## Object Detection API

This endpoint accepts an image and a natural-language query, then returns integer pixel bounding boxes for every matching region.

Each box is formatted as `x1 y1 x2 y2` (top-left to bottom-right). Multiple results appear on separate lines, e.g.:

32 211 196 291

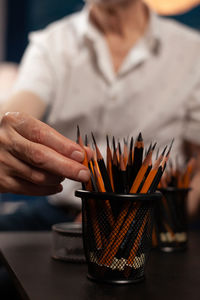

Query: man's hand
0 112 91 196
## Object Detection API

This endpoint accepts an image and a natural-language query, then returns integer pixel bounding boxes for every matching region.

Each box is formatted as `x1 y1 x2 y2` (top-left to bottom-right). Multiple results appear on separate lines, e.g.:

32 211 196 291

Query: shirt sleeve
182 79 200 145
13 31 56 105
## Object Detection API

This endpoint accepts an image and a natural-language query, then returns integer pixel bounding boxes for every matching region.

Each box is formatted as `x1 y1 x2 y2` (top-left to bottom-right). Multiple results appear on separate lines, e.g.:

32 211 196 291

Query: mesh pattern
52 223 85 263
82 196 154 283
153 189 189 251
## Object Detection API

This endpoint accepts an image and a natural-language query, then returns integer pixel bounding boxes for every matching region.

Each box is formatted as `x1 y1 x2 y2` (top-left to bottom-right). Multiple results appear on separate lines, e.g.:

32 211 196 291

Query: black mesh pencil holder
152 188 190 252
75 190 161 284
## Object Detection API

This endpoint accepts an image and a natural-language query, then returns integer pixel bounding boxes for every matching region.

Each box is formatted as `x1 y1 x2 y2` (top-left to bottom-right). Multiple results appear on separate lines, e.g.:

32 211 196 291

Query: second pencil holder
152 188 190 252
51 223 85 263
75 190 161 284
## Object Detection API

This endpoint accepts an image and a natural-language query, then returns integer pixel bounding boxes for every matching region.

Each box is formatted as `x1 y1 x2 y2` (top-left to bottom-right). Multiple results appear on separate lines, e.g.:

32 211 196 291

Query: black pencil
91 132 113 193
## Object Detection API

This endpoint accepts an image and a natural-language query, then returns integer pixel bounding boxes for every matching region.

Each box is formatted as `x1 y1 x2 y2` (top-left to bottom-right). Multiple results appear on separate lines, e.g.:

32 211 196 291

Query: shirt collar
80 5 162 52
145 10 162 54
119 11 162 76
77 5 162 82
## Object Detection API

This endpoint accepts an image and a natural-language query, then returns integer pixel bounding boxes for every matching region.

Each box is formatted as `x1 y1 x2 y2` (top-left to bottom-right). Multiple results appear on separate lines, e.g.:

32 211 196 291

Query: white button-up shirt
14 7 200 207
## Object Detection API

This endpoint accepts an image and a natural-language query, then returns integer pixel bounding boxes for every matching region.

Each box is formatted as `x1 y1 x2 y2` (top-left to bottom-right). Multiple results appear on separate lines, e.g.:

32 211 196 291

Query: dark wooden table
0 232 200 300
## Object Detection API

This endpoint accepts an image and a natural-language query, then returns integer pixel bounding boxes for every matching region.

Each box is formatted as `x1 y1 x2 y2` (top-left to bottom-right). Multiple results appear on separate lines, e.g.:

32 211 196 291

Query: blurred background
0 0 199 213
0 0 200 64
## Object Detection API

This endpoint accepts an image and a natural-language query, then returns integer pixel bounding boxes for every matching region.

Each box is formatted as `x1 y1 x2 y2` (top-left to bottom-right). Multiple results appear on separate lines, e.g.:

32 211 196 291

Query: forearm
0 91 47 120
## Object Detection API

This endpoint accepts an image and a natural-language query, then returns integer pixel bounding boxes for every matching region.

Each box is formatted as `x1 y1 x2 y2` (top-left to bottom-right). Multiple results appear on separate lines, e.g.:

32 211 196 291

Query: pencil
129 143 155 193
112 136 120 192
126 137 134 190
118 142 127 193
106 135 114 192
131 133 144 185
123 137 128 168
92 132 113 193
77 126 92 191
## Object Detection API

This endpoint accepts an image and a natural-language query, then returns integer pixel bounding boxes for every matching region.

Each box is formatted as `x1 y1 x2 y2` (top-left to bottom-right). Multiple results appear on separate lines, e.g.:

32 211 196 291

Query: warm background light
144 0 200 15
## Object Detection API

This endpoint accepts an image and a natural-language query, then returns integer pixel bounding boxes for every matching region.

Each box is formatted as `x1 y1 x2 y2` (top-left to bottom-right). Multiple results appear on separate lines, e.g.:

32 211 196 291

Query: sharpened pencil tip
91 132 96 145
76 125 81 144
123 138 127 145
77 125 80 137
118 142 122 155
166 138 175 156
112 136 116 151
130 137 133 151
85 134 88 146
106 135 110 148
137 132 143 141
146 142 152 155
162 145 168 156
152 142 157 151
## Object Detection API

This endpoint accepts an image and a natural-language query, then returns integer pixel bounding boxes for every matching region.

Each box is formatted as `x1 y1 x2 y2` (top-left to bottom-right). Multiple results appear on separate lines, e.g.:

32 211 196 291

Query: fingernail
71 151 85 162
78 170 91 182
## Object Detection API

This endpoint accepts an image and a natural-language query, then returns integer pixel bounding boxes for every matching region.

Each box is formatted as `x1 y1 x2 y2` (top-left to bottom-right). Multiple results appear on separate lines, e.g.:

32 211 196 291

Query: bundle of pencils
77 128 172 195
77 127 172 279
152 158 195 250
158 157 195 189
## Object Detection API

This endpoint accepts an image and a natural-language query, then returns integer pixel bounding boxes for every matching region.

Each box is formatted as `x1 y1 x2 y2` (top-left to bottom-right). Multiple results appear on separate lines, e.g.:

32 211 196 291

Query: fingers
0 149 65 195
0 112 91 182
0 150 65 186
1 112 85 162
9 133 90 181
0 176 63 196
5 130 90 182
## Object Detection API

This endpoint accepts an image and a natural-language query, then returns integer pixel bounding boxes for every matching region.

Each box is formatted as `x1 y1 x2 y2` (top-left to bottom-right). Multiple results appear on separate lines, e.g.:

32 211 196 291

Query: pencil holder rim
75 190 161 201
52 223 82 237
